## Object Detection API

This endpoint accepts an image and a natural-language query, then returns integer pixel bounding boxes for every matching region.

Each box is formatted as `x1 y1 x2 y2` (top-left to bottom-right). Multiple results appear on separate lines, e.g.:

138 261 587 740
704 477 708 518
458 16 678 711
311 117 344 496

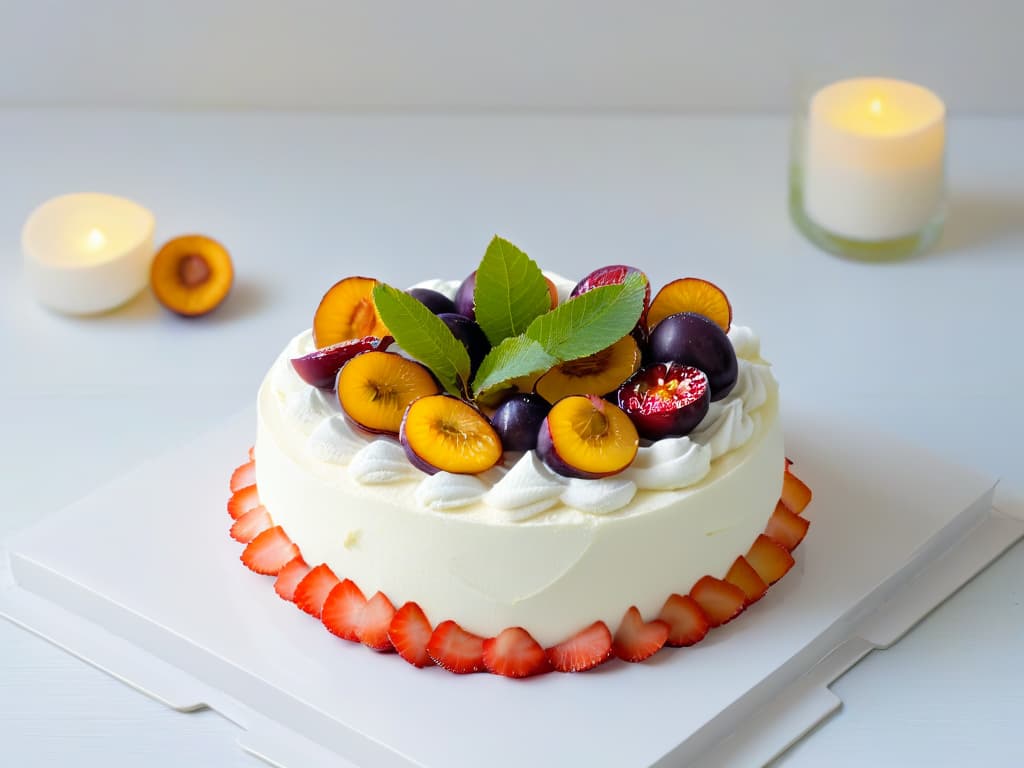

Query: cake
226 237 813 677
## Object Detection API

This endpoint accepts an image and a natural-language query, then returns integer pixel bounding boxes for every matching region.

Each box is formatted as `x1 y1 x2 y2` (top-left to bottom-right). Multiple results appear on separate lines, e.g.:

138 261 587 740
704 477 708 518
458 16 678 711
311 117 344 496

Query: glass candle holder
789 77 946 261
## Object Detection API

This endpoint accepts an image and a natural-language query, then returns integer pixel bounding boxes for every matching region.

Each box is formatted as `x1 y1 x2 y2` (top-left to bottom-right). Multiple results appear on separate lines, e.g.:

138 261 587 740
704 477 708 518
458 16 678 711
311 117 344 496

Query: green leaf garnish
470 335 557 398
525 272 647 359
473 236 552 346
471 272 646 398
371 283 471 397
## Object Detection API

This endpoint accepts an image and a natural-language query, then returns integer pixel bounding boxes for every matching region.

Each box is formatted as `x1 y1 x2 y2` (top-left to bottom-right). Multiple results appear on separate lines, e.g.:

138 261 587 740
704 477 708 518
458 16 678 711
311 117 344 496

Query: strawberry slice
388 602 435 668
229 504 272 543
274 556 310 602
658 593 710 647
230 460 257 492
784 456 793 471
546 621 614 673
781 471 812 514
765 501 810 551
321 579 367 642
482 627 551 678
427 620 486 674
746 534 795 585
612 607 669 663
227 484 260 520
241 526 299 576
358 592 397 651
248 445 256 461
294 564 341 619
690 575 746 627
725 555 769 605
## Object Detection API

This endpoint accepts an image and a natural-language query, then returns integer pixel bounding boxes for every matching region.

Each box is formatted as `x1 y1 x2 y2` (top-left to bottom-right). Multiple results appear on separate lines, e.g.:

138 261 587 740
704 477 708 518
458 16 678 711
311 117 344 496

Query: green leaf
471 335 557 398
473 236 552 346
525 272 647 359
371 283 471 397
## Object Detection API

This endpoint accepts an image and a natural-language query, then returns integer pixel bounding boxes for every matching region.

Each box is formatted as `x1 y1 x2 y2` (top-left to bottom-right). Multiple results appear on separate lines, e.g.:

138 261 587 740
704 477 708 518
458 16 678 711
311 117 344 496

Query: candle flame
84 227 107 252
868 98 883 116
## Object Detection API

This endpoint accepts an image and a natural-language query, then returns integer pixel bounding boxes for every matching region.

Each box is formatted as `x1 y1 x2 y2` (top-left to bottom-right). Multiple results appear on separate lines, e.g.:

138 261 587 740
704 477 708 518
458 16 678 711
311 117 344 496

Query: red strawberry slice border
228 448 813 677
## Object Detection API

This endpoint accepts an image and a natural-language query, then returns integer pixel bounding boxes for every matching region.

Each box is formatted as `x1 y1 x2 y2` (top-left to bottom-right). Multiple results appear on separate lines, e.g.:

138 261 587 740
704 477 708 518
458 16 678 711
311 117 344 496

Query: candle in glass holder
22 193 155 315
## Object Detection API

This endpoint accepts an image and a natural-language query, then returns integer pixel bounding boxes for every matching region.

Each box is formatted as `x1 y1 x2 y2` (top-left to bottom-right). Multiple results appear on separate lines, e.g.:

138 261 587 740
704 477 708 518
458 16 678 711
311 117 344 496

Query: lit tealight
84 227 108 253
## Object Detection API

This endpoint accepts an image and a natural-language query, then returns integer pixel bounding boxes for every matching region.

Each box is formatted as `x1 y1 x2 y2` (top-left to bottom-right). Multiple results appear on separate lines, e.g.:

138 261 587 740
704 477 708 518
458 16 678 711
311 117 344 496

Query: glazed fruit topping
647 312 738 401
337 351 440 435
400 395 503 475
537 395 639 479
291 335 394 390
617 362 710 440
647 277 732 333
313 276 390 349
571 265 651 316
534 335 642 404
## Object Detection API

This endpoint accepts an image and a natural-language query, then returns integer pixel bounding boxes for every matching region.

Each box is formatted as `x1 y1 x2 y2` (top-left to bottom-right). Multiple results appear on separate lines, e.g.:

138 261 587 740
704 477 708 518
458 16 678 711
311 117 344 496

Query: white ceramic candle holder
22 193 156 315
790 77 946 261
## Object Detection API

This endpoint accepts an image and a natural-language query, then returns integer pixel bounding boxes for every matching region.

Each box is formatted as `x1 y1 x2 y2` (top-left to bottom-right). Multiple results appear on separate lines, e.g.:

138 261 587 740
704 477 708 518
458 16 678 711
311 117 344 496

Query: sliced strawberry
388 602 434 668
658 593 710 647
358 592 397 651
294 564 341 619
241 526 299 576
725 555 769 605
274 556 311 602
230 460 257 492
229 504 272 543
248 445 256 461
427 620 486 674
482 627 551 678
227 484 260 520
784 456 793 471
746 534 795 585
690 575 746 627
546 621 614 673
321 579 367 642
765 501 810 551
612 607 669 663
781 471 812 514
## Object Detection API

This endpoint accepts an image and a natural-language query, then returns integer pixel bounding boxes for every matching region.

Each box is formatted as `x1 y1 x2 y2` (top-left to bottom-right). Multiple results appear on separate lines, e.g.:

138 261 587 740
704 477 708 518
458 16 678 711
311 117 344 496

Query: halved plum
291 336 394 389
617 363 710 440
647 312 737 401
537 395 639 479
570 265 651 315
535 335 642 403
313 276 390 349
646 277 732 333
337 351 440 434
400 395 503 475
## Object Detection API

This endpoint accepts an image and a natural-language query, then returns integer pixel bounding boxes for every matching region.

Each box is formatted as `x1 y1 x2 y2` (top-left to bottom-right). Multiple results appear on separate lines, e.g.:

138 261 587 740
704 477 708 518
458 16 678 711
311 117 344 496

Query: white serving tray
1 407 1021 768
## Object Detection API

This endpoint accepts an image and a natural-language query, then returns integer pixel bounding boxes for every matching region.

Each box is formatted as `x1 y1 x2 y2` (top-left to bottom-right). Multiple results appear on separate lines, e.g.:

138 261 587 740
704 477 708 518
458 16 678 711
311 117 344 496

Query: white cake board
1 406 1021 768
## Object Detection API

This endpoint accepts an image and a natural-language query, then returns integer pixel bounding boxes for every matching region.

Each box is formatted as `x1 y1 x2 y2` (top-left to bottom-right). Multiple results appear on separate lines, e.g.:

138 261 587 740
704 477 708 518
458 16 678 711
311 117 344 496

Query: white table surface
1 110 1021 767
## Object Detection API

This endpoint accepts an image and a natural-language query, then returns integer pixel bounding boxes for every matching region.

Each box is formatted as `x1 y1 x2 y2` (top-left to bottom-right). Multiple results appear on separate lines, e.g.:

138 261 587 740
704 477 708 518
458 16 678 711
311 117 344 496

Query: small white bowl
22 192 156 315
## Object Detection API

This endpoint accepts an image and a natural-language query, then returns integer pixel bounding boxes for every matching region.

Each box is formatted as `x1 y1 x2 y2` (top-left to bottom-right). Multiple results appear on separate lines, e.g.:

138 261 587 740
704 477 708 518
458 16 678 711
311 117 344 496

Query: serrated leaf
525 272 646 359
473 236 552 346
371 283 471 396
471 335 557 398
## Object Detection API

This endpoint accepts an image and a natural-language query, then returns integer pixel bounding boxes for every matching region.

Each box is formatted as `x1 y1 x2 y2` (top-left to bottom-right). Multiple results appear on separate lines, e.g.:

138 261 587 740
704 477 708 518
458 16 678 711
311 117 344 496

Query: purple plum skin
453 271 477 319
490 394 551 452
647 312 737 401
617 364 710 440
438 312 491 374
398 407 441 476
291 336 393 390
408 288 456 315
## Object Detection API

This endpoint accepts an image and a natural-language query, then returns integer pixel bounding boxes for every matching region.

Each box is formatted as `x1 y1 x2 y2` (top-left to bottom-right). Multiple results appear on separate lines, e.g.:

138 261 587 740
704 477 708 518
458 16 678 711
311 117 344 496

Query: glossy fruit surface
453 271 477 319
400 394 503 474
408 288 456 315
570 264 651 312
150 234 233 316
438 313 491 375
617 362 710 439
537 395 639 478
337 351 439 434
313 276 390 349
291 335 393 389
535 335 642 404
489 393 551 451
647 312 737 401
647 277 732 332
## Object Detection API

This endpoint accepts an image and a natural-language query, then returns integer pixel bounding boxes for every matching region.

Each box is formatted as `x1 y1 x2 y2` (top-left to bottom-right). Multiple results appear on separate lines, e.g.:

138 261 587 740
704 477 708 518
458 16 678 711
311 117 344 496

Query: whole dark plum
490 393 552 452
453 271 477 319
408 288 456 315
438 313 491 375
648 312 737 401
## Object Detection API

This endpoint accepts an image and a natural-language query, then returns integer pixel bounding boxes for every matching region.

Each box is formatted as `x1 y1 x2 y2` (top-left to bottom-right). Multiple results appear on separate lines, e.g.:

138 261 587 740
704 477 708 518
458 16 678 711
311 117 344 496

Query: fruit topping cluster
290 236 739 480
